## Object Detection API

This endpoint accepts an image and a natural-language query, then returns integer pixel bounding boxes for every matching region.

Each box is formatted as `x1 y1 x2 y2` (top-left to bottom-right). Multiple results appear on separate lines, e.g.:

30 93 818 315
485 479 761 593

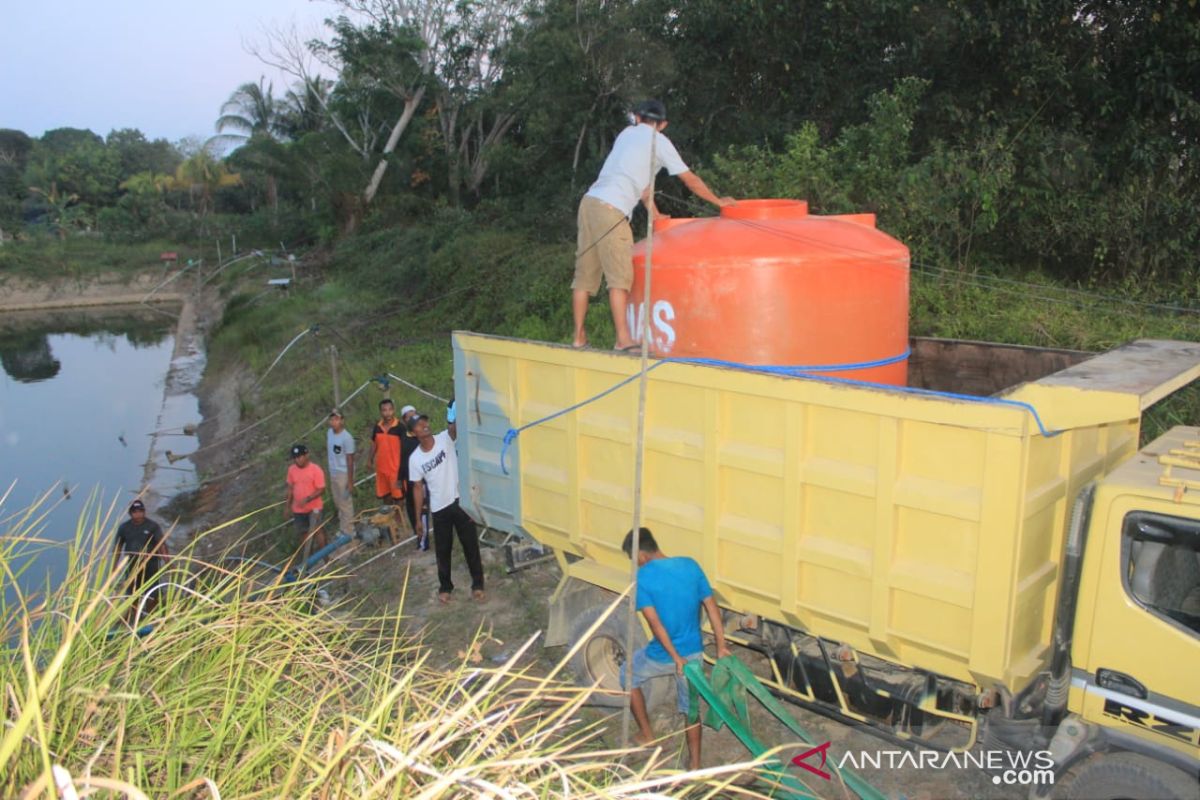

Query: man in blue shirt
622 527 730 769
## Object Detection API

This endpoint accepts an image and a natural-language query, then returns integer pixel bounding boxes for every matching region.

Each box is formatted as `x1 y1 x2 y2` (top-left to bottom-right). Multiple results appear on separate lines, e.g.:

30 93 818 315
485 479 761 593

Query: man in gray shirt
326 408 356 537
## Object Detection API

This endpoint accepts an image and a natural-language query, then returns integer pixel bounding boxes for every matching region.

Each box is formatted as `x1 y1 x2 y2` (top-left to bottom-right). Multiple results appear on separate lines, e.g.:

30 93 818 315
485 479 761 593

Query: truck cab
1052 426 1200 797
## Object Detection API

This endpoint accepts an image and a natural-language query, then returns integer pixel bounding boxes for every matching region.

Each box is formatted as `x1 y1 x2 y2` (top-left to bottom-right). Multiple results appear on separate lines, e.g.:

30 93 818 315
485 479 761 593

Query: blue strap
498 350 1058 475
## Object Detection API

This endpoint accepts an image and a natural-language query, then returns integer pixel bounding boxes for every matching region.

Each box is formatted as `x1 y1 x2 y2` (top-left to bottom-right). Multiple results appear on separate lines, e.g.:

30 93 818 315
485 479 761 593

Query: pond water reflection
0 308 179 598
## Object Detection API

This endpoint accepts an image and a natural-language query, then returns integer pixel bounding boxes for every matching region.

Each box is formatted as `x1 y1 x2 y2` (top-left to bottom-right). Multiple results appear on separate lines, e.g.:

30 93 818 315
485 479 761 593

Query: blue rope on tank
497 349 1058 475
669 348 910 374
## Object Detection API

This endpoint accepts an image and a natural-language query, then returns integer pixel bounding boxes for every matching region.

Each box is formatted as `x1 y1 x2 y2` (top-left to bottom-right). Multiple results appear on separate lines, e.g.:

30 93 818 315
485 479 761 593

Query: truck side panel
454 333 1139 692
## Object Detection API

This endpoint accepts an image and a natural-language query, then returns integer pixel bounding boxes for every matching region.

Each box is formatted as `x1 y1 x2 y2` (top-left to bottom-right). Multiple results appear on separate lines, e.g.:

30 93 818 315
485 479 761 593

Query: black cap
329 408 343 418
406 414 429 432
290 443 308 457
633 99 667 122
129 499 146 513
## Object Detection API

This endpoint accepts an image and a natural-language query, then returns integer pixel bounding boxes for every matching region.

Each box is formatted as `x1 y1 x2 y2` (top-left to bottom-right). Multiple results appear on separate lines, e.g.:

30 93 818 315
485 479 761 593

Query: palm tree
213 78 285 144
279 77 331 140
28 182 81 239
211 78 285 211
171 149 240 217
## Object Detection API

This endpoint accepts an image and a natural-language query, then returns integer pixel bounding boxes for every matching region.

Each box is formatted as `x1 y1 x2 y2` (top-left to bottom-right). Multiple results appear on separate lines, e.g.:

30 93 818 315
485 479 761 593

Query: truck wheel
567 604 635 707
1058 752 1197 800
567 604 670 710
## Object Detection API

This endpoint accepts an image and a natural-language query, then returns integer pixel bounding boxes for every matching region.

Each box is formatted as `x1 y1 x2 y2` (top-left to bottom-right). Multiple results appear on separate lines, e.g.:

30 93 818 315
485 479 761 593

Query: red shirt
287 462 326 513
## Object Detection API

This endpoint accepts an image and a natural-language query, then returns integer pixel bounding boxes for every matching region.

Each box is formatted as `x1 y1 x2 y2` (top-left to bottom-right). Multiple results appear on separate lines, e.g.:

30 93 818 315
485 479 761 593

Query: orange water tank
629 199 910 384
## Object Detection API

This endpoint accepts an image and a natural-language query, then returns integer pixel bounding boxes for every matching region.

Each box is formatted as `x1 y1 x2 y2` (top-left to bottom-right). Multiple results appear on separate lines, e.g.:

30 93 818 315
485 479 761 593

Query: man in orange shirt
284 443 326 565
366 399 405 545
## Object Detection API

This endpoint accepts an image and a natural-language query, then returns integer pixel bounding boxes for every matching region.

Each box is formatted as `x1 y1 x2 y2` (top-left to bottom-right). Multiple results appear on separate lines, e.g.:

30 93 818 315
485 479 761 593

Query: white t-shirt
408 430 459 512
585 123 689 217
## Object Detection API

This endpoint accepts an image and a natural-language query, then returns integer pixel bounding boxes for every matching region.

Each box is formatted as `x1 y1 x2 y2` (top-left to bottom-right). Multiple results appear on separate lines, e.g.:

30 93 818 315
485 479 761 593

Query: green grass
1 496 773 797
0 236 213 283
194 216 1200 529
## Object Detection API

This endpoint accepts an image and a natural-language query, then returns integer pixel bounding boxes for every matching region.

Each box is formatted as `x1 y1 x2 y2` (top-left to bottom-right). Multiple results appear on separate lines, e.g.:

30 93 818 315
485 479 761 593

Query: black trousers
404 482 418 532
432 500 484 593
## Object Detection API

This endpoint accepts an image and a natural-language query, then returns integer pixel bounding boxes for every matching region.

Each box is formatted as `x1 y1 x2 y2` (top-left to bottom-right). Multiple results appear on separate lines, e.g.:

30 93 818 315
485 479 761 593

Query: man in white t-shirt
572 99 734 351
408 404 485 603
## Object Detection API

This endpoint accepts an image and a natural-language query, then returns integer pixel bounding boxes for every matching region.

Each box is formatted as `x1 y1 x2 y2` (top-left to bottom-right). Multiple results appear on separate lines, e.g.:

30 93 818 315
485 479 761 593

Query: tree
212 78 289 212
0 129 33 238
27 182 82 239
172 148 240 217
493 0 679 207
253 0 531 211
106 128 181 182
278 77 333 139
214 78 286 145
24 128 119 211
254 6 432 212
117 171 173 227
430 0 526 204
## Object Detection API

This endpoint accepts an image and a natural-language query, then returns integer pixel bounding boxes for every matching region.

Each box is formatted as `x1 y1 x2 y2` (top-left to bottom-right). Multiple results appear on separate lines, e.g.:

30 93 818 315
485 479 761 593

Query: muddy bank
140 287 219 550
0 272 183 312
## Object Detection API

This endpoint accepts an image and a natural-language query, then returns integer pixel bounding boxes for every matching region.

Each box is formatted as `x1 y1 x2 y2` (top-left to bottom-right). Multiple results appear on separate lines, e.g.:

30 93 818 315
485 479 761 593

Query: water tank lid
721 199 809 220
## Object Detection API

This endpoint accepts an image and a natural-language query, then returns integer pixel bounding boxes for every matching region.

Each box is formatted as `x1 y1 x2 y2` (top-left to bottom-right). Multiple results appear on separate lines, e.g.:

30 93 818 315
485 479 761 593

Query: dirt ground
307 537 1026 800
182 382 1029 799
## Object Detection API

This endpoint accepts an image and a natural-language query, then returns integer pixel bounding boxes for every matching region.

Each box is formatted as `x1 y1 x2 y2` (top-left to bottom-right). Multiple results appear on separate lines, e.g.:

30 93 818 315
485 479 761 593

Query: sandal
472 589 486 602
613 343 640 353
437 592 452 604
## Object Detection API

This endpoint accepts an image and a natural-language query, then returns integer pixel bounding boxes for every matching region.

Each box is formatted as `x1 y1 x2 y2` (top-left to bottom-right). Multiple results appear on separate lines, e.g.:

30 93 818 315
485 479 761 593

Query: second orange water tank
629 199 910 385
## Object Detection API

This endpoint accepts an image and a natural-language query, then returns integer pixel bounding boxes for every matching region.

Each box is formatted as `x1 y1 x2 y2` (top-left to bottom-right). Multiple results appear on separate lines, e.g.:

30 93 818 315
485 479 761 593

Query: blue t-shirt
635 556 713 663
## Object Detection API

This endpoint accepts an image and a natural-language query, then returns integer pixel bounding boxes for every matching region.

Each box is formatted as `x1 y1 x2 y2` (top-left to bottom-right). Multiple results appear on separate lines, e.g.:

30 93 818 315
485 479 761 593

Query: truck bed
452 334 1200 692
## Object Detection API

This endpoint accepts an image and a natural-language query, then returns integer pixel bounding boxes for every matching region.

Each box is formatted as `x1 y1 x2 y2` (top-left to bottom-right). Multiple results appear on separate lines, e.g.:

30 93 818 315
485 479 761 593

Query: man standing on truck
572 100 734 351
621 527 731 770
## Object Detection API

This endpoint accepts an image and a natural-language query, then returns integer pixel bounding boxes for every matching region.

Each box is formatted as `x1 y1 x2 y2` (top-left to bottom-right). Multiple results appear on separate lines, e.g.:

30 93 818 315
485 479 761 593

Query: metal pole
621 125 659 748
330 344 342 407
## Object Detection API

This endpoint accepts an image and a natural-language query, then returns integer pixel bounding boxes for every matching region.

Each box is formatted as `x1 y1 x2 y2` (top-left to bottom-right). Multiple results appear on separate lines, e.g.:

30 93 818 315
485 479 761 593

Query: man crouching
622 527 730 770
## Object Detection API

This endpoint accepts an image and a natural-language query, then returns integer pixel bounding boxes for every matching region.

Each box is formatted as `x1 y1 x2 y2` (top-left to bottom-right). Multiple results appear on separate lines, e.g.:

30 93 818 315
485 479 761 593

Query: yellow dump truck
452 333 1200 799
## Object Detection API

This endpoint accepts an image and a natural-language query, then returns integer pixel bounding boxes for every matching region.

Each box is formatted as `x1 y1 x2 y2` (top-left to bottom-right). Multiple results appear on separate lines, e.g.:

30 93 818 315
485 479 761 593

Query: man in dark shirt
398 404 422 537
114 499 169 616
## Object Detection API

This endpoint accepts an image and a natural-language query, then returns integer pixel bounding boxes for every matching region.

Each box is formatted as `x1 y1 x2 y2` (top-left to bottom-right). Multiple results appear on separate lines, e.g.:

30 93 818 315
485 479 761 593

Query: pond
0 307 198 603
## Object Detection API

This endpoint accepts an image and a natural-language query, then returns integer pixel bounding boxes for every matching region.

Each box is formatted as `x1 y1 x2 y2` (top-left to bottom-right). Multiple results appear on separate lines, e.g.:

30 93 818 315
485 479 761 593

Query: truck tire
566 604 670 710
1058 752 1198 800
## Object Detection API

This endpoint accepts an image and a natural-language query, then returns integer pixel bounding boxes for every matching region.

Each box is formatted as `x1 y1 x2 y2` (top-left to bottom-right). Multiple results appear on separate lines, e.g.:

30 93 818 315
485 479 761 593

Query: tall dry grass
1 495 778 799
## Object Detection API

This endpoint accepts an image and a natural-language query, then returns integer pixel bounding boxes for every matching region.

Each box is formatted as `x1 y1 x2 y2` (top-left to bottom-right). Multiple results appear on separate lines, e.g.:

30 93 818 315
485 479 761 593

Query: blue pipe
305 533 353 569
282 532 354 582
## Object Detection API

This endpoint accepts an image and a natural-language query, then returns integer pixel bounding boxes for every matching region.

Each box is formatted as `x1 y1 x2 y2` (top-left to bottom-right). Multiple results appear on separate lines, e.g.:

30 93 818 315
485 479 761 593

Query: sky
1 0 334 144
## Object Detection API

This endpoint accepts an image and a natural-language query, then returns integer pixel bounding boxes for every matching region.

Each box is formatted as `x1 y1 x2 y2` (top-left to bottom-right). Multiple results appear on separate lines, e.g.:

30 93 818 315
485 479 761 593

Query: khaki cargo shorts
573 195 633 294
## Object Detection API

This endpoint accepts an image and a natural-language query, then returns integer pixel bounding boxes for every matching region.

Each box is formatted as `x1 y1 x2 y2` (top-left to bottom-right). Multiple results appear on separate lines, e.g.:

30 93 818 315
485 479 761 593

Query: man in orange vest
366 398 405 544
